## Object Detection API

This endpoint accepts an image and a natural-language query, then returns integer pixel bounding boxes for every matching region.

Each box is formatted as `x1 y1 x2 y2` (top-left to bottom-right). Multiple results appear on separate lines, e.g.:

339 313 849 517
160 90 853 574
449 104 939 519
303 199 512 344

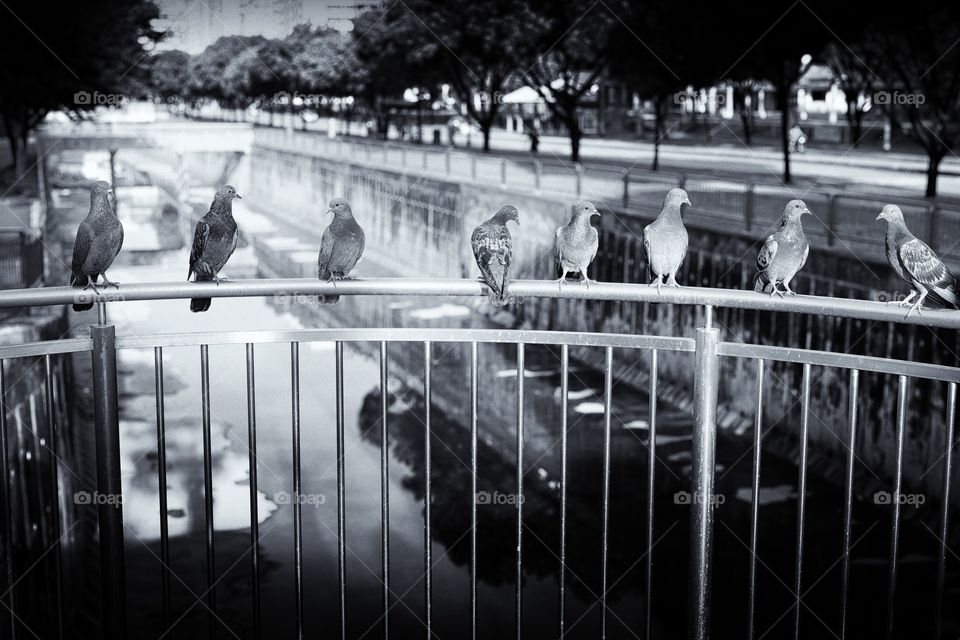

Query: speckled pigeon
471 205 519 306
644 188 690 292
188 185 241 313
71 181 123 312
754 199 810 296
877 204 958 316
317 198 365 304
554 201 600 286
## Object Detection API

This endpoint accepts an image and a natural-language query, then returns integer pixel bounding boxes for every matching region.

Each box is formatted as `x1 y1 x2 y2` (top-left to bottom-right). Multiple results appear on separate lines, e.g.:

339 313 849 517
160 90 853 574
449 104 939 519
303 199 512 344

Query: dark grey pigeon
71 181 123 312
188 185 241 312
643 188 690 292
317 198 365 303
554 201 600 286
877 204 958 316
754 199 810 296
471 205 519 306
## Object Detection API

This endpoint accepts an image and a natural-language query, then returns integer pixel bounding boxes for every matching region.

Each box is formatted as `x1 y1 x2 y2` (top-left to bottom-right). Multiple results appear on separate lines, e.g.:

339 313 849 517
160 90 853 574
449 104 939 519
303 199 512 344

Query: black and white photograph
1 0 960 638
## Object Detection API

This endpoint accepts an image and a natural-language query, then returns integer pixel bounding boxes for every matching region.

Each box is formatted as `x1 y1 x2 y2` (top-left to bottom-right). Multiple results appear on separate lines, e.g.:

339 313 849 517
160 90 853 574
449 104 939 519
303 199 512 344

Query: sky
154 0 379 52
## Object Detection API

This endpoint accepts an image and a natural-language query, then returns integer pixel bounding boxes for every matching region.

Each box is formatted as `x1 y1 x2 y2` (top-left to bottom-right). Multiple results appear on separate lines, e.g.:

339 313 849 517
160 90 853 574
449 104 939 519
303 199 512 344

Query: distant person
789 124 807 153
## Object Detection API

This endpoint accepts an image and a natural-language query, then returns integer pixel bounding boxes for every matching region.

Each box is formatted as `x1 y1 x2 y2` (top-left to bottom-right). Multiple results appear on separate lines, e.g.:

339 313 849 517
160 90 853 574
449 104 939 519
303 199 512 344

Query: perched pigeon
317 198 365 303
471 205 519 306
554 201 600 285
187 185 241 313
754 199 811 296
877 204 958 316
644 188 690 292
71 181 123 312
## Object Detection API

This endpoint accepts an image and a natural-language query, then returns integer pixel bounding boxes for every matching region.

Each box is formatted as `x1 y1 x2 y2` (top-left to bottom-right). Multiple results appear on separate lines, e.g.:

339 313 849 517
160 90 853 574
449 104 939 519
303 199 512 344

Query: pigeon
317 198 365 304
70 181 123 312
877 204 958 316
471 205 519 306
753 199 811 296
644 188 690 292
554 201 600 286
188 185 241 312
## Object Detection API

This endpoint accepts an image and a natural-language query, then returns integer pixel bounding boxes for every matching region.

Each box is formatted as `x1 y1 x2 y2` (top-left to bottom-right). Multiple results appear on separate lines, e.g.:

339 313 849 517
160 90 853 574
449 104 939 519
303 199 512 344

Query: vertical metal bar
245 344 261 639
380 342 390 640
423 341 432 639
601 347 613 639
559 344 569 638
200 344 217 639
746 358 764 640
470 342 479 640
154 348 171 630
291 342 304 640
43 355 63 640
689 328 719 640
0 362 14 640
792 363 812 640
335 341 347 640
934 382 956 640
645 349 658 640
885 375 908 640
91 324 126 640
839 369 859 640
515 343 525 640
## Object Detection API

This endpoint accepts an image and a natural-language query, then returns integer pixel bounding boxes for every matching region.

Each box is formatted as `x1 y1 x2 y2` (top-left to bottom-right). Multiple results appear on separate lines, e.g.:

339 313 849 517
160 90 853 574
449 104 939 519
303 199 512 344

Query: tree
823 42 878 147
0 0 163 180
866 5 960 197
395 0 529 153
188 35 267 106
512 0 628 162
148 50 191 103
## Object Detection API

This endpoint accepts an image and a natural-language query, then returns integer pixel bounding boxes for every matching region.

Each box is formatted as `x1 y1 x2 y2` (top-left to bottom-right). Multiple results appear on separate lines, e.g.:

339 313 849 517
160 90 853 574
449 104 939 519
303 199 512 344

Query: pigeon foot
100 275 120 289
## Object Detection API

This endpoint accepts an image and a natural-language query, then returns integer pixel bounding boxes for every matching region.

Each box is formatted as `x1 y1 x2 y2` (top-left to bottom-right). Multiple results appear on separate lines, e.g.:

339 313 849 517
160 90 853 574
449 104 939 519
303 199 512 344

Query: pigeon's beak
235 193 242 200
875 213 884 222
802 208 811 216
683 198 692 206
326 208 334 216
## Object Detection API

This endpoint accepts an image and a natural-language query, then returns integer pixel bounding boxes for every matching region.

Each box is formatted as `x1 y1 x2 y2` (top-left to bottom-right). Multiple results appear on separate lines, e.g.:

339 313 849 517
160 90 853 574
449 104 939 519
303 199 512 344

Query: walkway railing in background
0 279 957 640
0 229 44 289
253 127 960 268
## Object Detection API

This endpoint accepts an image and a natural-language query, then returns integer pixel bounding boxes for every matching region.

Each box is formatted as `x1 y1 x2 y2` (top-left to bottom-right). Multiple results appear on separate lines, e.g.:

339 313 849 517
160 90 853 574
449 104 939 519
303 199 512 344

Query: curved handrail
0 277 958 329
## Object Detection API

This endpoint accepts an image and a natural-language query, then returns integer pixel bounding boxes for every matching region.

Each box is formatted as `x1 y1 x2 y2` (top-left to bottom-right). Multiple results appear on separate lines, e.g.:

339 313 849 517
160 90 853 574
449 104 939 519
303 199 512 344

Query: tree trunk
926 152 943 198
740 110 752 145
777 86 791 184
652 97 663 171
481 122 492 152
3 111 29 182
568 115 581 163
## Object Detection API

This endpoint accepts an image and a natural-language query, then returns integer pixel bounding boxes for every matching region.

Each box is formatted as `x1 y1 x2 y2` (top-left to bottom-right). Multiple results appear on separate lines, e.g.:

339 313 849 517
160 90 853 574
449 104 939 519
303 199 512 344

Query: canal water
89 162 956 639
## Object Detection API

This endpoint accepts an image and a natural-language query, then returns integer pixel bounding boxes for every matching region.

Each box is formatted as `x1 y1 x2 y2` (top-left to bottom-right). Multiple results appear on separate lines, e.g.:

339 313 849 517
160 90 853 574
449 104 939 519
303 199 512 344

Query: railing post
500 158 507 185
827 194 838 246
445 149 451 175
471 155 477 180
534 159 542 190
575 163 583 197
679 173 687 190
744 184 755 232
91 322 126 640
689 326 719 640
622 170 630 208
422 149 428 170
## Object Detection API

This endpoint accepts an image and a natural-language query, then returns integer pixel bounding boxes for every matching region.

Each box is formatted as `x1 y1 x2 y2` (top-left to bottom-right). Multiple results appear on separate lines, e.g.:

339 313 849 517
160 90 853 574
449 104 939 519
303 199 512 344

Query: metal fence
0 230 44 289
253 127 960 268
0 279 957 640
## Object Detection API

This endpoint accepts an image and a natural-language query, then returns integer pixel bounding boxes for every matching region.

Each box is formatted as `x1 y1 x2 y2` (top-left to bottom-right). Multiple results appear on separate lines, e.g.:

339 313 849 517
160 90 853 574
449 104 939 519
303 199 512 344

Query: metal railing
0 230 44 290
253 127 960 268
0 278 957 640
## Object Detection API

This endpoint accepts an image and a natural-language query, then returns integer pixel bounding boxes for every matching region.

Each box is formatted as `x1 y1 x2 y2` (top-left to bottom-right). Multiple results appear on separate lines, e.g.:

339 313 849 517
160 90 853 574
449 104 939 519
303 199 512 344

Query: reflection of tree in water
356 384 656 605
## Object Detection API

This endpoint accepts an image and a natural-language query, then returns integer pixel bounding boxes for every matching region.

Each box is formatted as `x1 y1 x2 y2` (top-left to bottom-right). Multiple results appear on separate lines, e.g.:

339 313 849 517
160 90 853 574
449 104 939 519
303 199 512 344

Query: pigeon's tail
71 272 93 312
933 282 959 308
753 273 769 293
487 287 507 307
190 297 212 313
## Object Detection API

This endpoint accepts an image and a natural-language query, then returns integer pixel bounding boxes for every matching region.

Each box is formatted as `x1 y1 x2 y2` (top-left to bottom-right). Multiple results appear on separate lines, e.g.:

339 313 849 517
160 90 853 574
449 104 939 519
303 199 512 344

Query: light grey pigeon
754 199 811 296
877 204 958 316
471 205 518 306
71 181 123 312
188 185 241 312
554 201 600 286
317 198 365 304
644 188 690 292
